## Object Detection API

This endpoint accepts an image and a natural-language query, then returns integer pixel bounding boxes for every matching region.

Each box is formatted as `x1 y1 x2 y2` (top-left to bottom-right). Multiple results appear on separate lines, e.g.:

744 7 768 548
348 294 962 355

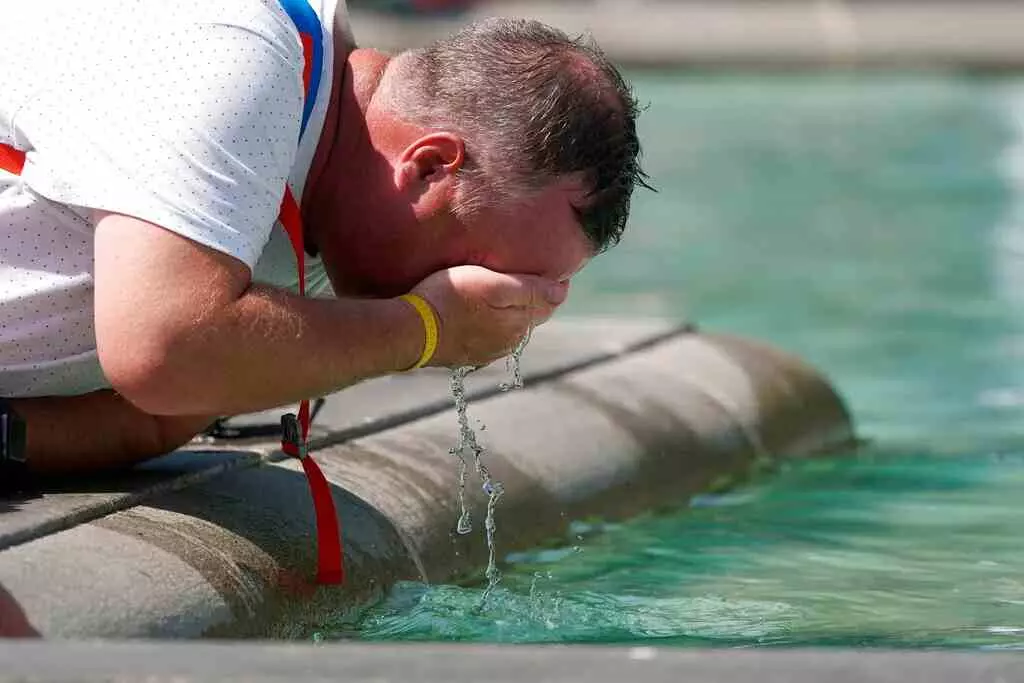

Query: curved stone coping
0 320 854 638
0 641 1020 682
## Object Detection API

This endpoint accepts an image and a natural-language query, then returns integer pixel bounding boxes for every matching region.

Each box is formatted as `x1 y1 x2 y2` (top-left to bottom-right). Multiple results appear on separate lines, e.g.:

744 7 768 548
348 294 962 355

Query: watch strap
0 400 29 493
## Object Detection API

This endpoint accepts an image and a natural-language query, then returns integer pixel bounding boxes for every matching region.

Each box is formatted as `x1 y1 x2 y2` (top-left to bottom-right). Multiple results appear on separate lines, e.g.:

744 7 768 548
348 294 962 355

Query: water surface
346 73 1024 648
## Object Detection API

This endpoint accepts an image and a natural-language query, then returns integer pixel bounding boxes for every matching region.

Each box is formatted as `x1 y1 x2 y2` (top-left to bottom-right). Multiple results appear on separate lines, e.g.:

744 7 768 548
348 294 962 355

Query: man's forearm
102 286 423 417
11 391 213 475
94 212 559 418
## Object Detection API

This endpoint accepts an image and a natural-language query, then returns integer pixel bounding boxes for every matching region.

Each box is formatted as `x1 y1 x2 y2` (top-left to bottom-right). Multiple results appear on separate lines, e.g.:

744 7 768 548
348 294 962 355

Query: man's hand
412 266 568 368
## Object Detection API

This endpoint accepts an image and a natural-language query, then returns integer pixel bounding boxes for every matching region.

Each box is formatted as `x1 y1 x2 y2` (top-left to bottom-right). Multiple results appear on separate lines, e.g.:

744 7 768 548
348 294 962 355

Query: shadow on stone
0 450 260 553
131 461 420 638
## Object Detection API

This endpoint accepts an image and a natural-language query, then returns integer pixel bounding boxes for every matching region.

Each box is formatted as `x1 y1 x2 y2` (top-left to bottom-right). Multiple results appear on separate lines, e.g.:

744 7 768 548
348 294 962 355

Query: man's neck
302 47 391 256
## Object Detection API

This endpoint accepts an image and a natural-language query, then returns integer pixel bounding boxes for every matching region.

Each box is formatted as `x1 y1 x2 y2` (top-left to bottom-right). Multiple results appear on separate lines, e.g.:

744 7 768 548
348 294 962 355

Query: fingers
545 280 570 306
478 271 568 310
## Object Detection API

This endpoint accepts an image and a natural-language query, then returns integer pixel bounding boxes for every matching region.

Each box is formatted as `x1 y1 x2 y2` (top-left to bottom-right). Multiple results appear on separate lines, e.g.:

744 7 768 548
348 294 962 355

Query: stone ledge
0 319 853 638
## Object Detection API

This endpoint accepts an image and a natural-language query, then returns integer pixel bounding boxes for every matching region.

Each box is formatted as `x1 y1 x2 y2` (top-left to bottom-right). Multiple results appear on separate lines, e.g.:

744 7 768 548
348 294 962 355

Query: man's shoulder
169 0 302 39
5 0 307 80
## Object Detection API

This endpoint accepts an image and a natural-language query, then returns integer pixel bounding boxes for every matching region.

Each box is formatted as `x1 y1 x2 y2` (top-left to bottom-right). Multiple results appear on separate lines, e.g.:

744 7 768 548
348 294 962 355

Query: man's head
313 17 648 298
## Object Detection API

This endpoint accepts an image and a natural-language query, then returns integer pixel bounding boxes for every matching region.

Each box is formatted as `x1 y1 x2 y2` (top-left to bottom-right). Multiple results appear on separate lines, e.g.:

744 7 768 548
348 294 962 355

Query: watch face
1 410 27 464
1 413 9 458
0 403 30 493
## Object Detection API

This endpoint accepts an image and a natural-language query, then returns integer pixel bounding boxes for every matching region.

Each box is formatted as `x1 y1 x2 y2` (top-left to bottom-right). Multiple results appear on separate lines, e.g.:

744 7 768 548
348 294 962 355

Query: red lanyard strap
0 144 26 175
275 0 345 586
279 188 345 585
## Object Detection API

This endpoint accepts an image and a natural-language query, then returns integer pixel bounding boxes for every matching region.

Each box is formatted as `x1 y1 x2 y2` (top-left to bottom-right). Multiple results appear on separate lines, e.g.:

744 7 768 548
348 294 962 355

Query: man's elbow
97 335 198 416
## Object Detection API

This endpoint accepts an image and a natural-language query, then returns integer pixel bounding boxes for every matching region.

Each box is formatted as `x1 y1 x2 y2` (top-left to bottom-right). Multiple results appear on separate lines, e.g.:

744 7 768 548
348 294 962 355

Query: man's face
461 178 595 286
319 172 595 299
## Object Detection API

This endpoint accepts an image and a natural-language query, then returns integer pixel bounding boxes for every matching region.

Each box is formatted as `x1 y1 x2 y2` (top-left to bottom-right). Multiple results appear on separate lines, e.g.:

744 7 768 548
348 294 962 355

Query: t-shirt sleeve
15 19 304 271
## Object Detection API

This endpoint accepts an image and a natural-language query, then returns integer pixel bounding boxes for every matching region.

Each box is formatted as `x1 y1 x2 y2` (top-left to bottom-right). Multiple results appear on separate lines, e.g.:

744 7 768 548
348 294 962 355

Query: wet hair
385 17 651 252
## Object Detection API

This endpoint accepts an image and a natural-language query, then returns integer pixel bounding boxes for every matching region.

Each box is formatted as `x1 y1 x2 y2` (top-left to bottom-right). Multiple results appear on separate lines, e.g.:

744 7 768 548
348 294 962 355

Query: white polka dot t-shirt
0 0 349 397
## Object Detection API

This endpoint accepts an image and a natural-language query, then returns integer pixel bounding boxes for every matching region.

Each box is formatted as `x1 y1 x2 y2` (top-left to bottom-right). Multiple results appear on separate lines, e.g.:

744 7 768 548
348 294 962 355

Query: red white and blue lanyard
276 0 344 587
0 0 345 585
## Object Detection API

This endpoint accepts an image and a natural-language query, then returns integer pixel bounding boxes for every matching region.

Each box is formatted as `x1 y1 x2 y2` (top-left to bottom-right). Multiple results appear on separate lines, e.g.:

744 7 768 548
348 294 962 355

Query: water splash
356 581 798 644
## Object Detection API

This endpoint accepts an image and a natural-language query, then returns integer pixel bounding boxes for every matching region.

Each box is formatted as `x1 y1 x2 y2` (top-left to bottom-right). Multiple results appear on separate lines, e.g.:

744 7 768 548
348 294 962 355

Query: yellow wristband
399 293 439 371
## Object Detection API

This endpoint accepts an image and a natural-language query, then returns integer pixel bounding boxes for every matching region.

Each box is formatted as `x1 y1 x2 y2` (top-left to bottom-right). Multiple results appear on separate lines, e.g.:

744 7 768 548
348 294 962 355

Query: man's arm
93 211 561 417
11 391 212 475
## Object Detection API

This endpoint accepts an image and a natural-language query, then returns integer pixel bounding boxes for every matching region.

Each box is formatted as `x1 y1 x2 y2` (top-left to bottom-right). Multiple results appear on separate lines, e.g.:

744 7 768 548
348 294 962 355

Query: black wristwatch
0 399 28 493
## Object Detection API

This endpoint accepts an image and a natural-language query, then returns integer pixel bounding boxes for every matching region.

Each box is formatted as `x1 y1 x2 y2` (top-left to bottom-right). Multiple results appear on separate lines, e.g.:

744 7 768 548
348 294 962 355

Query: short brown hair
387 17 650 252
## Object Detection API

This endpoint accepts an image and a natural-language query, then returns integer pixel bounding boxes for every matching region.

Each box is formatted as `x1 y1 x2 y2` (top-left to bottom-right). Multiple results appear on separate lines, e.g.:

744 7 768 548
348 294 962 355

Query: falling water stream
448 329 533 602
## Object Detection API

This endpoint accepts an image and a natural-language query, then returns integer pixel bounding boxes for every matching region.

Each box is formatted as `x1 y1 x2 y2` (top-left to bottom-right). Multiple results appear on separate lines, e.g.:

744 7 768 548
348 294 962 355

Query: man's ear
394 132 465 191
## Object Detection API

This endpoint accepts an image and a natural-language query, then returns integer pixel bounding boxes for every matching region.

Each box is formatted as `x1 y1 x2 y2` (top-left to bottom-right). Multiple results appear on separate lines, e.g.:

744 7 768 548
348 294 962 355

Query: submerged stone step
0 317 854 639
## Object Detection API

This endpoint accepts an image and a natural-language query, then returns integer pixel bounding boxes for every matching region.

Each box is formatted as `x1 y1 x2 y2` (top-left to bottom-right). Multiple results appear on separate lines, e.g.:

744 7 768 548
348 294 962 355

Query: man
0 0 646 477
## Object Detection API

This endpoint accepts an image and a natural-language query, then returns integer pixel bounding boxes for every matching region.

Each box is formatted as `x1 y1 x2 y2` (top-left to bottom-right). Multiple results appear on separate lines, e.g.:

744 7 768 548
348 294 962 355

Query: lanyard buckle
281 413 307 460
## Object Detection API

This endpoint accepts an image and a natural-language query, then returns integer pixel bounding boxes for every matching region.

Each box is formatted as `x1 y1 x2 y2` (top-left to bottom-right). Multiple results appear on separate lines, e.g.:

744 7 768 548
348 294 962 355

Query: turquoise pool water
348 73 1024 648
